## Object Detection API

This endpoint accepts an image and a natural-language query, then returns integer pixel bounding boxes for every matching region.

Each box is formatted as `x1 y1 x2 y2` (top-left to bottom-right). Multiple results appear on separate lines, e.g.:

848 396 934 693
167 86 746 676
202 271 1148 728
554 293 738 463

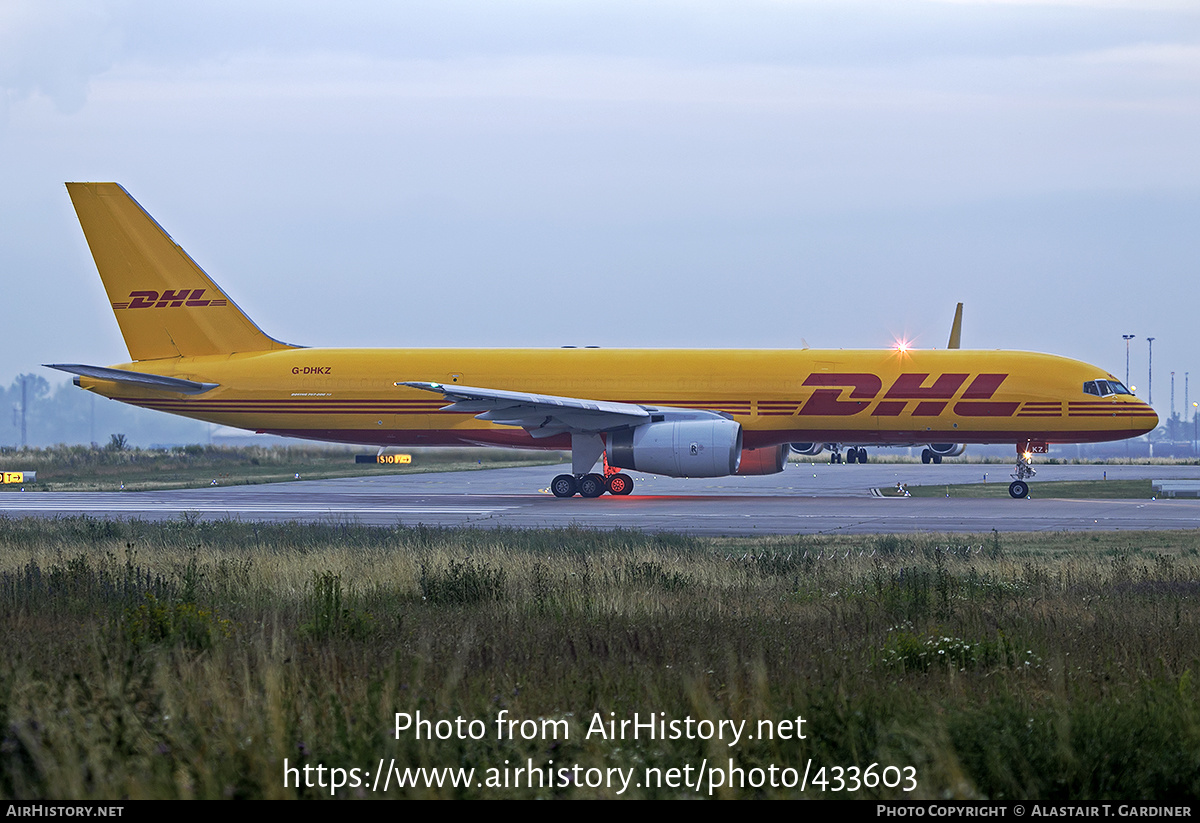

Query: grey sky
3 0 1199 417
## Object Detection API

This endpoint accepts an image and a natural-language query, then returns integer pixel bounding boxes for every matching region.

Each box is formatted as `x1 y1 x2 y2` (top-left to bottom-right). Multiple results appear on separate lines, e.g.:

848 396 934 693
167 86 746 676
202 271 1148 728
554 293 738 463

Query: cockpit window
1083 379 1133 397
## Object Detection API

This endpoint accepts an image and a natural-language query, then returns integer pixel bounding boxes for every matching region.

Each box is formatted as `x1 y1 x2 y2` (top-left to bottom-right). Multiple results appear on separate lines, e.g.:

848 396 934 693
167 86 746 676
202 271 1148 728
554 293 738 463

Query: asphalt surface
3 461 1200 535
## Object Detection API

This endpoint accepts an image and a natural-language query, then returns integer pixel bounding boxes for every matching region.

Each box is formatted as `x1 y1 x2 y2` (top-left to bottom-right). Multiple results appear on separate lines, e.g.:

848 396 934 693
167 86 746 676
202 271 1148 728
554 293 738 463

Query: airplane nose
1135 404 1159 435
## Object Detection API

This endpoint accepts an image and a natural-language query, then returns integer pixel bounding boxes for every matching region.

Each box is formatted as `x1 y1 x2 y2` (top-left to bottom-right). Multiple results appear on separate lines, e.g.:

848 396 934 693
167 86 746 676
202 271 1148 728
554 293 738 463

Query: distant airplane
48 183 1156 499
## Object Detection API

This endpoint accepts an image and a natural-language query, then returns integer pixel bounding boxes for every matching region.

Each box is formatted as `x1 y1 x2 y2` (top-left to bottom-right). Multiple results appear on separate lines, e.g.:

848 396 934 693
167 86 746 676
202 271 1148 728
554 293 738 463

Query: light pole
19 375 28 448
1123 335 1135 388
1147 337 1155 405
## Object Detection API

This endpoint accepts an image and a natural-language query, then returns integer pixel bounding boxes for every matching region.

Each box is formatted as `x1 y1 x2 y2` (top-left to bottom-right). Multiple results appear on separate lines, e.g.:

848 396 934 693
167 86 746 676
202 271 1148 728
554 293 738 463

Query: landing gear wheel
932 453 942 464
1010 446 1036 497
921 448 932 464
858 448 869 464
606 473 634 496
846 449 858 464
578 473 607 498
551 474 578 498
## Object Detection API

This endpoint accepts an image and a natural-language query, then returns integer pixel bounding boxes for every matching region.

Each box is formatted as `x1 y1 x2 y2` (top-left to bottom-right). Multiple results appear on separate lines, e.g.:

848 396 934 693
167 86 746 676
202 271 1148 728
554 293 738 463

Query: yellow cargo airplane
48 183 1157 499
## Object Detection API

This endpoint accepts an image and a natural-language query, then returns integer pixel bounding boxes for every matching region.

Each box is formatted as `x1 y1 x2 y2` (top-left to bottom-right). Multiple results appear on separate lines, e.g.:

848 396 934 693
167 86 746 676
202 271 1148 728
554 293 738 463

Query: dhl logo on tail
112 289 228 309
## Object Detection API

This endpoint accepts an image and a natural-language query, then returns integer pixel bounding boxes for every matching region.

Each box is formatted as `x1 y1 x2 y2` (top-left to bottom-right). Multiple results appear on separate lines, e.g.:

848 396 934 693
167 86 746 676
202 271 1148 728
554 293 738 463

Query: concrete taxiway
3 461 1200 535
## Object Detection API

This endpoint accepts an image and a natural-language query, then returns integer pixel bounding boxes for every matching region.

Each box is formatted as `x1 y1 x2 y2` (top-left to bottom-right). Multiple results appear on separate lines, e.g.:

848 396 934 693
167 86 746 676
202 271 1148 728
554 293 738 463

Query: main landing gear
845 447 868 464
552 434 634 498
1008 449 1036 499
830 446 870 464
920 448 943 464
551 472 634 498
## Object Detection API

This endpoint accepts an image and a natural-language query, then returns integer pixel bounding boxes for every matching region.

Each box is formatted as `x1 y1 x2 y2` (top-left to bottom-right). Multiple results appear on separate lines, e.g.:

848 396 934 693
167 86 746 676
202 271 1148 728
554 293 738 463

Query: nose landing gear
1008 446 1038 499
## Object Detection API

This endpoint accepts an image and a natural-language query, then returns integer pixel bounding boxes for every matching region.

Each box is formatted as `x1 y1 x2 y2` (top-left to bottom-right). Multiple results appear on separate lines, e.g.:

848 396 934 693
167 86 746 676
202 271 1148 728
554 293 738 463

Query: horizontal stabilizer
45 363 219 394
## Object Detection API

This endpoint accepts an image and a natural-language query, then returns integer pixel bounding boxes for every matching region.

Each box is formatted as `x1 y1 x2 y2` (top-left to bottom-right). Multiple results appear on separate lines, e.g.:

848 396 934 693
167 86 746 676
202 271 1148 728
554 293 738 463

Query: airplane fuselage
77 347 1157 450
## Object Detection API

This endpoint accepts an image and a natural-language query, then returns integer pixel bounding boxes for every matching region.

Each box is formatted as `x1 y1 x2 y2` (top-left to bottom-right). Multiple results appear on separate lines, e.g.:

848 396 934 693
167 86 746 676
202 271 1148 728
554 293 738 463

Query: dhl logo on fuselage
111 289 228 309
758 372 1145 420
760 372 1019 418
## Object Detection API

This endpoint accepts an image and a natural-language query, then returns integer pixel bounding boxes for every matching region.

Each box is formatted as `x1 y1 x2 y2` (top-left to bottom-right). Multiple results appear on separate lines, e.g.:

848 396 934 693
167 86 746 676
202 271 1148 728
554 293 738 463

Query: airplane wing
947 302 963 349
398 381 651 438
45 363 219 394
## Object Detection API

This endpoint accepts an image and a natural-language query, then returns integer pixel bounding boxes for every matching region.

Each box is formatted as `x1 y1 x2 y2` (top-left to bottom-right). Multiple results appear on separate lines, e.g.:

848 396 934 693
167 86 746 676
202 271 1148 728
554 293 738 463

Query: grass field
1 517 1197 799
878 479 1155 499
0 444 566 492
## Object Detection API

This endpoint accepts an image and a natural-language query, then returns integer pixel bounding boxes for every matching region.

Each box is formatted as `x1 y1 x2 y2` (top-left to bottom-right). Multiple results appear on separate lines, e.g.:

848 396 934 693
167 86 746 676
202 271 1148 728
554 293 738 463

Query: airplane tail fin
66 182 296 361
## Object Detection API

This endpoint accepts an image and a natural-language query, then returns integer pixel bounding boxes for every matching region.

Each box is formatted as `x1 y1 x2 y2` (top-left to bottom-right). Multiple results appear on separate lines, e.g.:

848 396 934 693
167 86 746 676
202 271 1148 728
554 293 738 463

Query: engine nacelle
609 419 743 478
928 443 966 457
735 444 789 475
789 442 825 456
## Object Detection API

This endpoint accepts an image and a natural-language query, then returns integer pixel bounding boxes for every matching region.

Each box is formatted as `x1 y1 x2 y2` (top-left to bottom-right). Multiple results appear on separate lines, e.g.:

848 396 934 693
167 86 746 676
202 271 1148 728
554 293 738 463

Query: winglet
947 302 963 350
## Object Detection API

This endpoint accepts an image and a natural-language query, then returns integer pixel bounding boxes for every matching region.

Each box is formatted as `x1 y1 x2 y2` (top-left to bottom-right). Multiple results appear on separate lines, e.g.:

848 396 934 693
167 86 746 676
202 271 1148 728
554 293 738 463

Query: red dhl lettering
115 289 214 309
884 373 967 399
156 288 192 307
795 373 1014 417
799 373 881 416
186 289 212 306
127 290 158 308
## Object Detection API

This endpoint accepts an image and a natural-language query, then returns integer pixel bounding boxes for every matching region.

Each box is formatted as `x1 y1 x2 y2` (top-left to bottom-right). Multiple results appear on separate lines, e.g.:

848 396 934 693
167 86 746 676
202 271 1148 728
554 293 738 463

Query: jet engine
928 443 966 457
735 444 789 475
609 419 743 478
788 442 825 456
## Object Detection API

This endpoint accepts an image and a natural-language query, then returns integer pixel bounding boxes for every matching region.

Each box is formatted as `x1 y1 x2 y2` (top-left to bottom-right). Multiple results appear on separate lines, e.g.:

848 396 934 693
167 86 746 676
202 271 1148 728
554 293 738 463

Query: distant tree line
1159 412 1199 444
2 373 210 448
